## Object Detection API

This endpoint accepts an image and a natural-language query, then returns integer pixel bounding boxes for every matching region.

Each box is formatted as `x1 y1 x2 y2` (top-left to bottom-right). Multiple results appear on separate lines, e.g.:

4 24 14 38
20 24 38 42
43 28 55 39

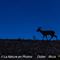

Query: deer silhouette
36 27 57 40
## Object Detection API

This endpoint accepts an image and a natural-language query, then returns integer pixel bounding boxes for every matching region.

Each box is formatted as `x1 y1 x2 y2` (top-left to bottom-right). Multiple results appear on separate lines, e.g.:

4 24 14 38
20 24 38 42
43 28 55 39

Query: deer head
36 27 42 32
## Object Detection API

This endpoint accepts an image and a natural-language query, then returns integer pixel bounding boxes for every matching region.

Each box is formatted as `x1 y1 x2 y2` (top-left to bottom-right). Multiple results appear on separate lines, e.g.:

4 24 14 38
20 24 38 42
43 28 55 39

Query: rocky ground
0 39 60 60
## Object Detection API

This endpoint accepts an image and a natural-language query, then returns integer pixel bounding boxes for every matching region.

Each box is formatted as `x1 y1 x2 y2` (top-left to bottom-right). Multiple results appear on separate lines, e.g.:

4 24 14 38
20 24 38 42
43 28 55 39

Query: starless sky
0 0 60 39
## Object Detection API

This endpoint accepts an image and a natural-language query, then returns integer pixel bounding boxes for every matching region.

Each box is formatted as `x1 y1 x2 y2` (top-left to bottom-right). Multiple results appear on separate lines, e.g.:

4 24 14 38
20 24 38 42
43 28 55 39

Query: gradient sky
0 0 60 40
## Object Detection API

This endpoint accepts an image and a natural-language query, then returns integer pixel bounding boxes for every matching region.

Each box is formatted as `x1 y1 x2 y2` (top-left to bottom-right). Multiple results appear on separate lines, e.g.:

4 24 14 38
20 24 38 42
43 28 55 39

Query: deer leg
54 35 57 40
46 36 48 40
42 35 44 40
49 36 53 40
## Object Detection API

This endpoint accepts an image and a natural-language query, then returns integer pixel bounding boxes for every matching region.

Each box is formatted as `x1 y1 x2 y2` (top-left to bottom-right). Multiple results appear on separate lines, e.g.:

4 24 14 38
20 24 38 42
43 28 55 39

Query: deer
36 27 57 40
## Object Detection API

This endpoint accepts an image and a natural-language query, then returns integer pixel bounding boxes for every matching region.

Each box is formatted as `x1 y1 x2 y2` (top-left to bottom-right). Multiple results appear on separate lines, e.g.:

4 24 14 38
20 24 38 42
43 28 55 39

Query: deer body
37 27 57 40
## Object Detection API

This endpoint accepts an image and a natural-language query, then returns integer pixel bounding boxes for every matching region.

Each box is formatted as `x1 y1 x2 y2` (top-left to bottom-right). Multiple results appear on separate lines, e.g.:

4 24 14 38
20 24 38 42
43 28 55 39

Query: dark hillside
0 39 60 60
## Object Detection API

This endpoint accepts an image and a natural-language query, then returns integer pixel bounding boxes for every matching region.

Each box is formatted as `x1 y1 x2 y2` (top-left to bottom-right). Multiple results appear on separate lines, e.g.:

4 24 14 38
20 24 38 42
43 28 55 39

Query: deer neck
39 29 43 33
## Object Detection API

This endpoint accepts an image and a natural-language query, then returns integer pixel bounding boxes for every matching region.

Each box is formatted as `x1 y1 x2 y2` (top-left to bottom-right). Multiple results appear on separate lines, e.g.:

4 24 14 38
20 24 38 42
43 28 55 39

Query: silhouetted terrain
0 39 60 60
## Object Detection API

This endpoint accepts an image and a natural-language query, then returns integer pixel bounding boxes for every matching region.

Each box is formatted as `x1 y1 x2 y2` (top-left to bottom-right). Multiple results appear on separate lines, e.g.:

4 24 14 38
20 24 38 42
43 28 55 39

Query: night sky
0 0 60 40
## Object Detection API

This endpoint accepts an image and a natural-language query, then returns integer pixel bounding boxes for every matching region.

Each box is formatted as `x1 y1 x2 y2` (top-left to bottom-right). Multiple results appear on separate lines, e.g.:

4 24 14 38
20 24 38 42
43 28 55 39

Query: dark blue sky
0 0 60 39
